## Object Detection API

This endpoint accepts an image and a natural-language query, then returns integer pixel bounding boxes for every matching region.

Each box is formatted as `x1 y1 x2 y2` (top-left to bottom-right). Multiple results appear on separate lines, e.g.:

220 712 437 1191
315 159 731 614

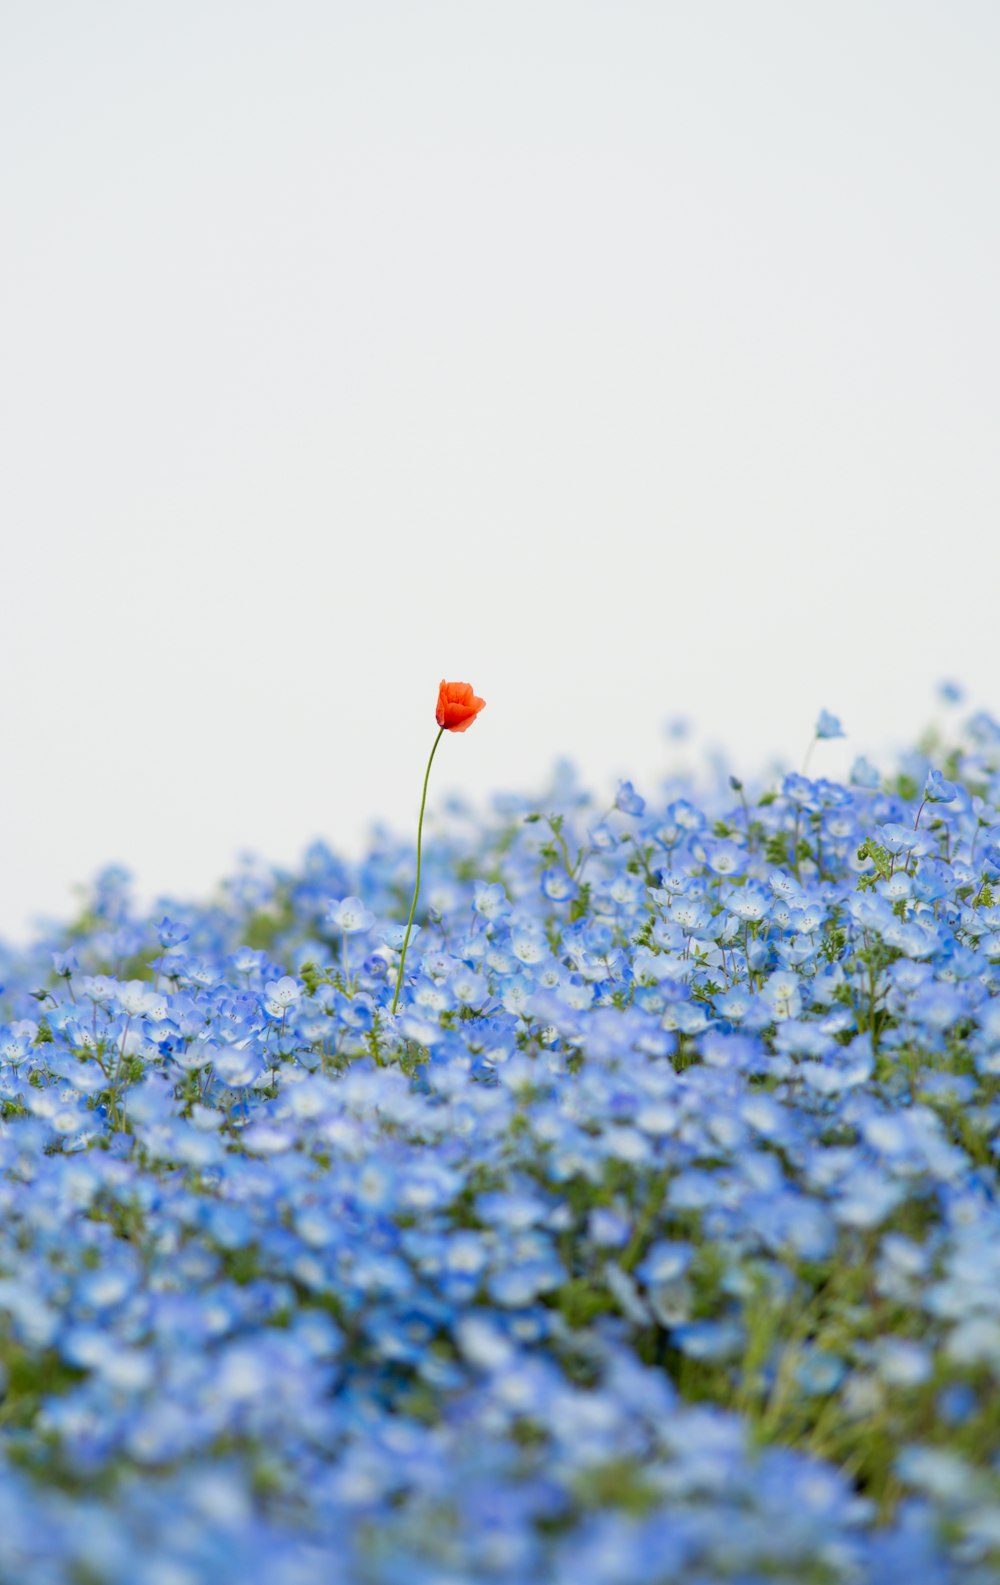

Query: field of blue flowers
3 707 1000 1583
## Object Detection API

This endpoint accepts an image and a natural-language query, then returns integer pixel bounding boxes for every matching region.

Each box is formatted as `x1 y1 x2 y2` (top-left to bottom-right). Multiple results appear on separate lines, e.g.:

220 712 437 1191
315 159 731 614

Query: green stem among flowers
392 727 444 1015
392 680 486 1017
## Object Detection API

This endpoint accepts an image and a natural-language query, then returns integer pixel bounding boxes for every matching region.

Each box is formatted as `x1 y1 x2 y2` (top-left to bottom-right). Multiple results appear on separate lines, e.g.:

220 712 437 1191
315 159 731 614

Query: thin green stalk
392 727 444 1015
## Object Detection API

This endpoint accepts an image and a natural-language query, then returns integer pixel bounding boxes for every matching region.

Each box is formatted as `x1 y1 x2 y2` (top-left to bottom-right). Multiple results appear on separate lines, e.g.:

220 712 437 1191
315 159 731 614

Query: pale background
2 1 998 942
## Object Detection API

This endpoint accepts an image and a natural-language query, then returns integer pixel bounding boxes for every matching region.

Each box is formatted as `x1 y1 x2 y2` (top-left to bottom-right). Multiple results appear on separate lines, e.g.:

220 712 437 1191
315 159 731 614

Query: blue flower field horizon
2 699 1000 1582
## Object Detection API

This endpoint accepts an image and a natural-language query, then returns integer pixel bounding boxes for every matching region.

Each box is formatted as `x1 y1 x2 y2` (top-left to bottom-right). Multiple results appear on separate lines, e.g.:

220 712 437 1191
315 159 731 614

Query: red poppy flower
436 679 486 734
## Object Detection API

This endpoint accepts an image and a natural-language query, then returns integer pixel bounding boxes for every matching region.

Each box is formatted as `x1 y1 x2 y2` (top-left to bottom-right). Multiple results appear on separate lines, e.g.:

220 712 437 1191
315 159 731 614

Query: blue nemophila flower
761 970 802 1020
378 921 419 951
541 867 577 903
874 822 923 856
587 1208 630 1249
636 1241 694 1285
115 979 165 1018
850 755 882 788
587 819 616 852
210 1046 267 1089
263 975 301 1011
722 884 770 922
229 945 267 976
795 1347 846 1395
473 880 510 920
156 916 190 949
672 1319 745 1361
791 899 826 932
76 974 116 1005
509 921 549 965
815 709 845 740
702 838 747 878
654 868 694 896
924 768 959 804
326 896 375 934
783 772 820 807
615 780 646 817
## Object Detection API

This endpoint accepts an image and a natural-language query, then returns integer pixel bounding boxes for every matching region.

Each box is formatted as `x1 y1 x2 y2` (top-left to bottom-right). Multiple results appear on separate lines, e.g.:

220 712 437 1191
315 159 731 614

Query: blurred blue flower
815 709 845 740
326 896 375 934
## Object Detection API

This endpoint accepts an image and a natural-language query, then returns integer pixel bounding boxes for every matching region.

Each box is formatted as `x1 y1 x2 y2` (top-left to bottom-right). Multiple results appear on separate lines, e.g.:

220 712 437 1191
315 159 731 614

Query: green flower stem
392 726 445 1016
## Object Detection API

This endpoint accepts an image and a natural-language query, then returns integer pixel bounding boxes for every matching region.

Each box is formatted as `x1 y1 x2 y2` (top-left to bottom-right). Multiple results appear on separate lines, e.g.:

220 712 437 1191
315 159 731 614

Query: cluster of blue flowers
3 708 1000 1582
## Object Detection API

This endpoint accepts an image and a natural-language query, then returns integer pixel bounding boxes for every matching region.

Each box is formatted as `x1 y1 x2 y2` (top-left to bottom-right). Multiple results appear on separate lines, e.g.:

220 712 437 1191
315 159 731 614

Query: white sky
2 1 998 942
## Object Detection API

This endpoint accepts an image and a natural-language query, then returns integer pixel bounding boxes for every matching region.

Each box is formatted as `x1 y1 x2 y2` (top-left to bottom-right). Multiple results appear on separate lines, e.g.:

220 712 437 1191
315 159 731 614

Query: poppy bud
436 680 486 734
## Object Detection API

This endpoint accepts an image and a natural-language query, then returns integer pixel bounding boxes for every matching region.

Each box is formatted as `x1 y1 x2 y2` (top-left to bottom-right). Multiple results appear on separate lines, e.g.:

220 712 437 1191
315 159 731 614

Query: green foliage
242 899 295 951
569 882 591 923
856 835 892 885
890 773 920 803
764 834 789 866
298 960 324 998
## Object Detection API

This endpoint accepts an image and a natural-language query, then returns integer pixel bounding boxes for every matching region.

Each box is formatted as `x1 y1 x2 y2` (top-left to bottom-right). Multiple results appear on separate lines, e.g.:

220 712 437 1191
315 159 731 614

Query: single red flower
436 679 486 734
392 678 486 1013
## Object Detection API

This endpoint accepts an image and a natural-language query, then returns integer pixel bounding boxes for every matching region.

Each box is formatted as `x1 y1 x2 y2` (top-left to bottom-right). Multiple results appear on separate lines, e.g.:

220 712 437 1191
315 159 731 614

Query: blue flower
156 916 190 949
473 880 510 920
615 780 646 817
850 755 882 788
636 1241 694 1285
923 768 959 804
325 896 375 934
540 867 577 904
815 709 845 739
